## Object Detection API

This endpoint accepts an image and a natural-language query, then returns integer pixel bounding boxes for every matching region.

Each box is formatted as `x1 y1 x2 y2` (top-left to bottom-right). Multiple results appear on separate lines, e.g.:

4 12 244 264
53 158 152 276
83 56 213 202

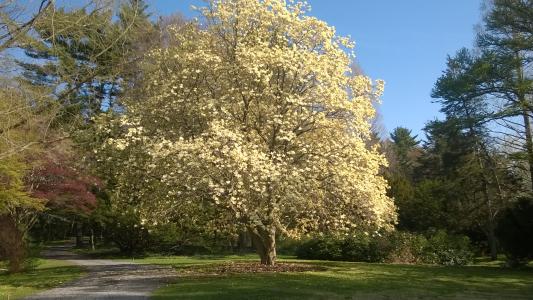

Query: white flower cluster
97 0 396 239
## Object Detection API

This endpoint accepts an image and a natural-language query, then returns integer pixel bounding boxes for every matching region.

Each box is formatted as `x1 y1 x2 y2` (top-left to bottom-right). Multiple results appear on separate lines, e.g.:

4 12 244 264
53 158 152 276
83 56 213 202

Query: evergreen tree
478 0 533 190
389 127 420 177
17 0 155 127
431 49 514 259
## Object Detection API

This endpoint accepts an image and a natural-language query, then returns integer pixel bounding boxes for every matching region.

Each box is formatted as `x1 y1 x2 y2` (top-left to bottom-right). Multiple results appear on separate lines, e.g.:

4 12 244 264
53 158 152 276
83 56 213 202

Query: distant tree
17 0 155 124
0 157 43 273
390 120 474 233
431 44 526 259
429 0 533 193
389 127 420 176
385 127 421 231
431 48 491 130
1 1 157 161
477 0 533 190
416 108 524 260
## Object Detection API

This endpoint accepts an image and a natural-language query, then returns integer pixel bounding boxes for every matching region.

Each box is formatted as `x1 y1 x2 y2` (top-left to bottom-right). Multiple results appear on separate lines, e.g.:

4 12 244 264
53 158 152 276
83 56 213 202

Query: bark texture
248 227 277 265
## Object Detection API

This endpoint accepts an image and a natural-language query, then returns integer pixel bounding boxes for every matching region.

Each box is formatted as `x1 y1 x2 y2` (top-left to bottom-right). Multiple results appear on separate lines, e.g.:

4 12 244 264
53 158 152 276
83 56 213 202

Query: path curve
25 245 176 300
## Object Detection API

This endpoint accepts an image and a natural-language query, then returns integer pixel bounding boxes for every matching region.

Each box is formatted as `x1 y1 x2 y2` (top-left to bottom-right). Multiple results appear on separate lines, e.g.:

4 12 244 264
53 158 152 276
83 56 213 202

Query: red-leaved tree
28 150 100 246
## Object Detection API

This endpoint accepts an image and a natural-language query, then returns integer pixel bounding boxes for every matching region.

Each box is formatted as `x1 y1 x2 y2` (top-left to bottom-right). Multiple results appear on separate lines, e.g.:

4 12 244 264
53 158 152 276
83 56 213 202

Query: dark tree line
387 0 533 264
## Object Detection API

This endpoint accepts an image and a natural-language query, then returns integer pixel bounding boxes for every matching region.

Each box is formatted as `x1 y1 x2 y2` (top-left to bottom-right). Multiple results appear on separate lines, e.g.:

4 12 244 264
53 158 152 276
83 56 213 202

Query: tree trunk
90 228 95 251
75 221 83 248
475 146 498 261
68 220 74 240
487 222 498 261
0 215 27 273
248 227 277 266
521 109 533 191
516 52 533 191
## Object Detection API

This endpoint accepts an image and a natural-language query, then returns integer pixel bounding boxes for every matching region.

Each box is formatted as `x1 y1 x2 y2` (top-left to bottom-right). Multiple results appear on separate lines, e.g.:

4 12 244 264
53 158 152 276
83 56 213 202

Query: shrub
295 236 344 261
423 230 473 266
341 233 377 262
149 223 215 255
295 230 473 266
276 236 301 255
296 232 391 263
103 210 151 255
496 197 533 266
384 231 428 264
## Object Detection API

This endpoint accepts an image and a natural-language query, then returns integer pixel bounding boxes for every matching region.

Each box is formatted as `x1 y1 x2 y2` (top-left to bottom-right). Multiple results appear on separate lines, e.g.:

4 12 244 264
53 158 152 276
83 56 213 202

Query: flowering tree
98 0 396 265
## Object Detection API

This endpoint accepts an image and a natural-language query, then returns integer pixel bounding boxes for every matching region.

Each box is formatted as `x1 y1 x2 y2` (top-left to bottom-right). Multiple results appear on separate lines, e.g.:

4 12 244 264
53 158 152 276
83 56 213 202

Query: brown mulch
177 262 326 276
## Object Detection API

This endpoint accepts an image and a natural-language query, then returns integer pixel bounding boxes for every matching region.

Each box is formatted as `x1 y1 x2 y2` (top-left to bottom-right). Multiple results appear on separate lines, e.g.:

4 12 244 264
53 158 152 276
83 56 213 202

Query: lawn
0 259 85 300
119 255 533 300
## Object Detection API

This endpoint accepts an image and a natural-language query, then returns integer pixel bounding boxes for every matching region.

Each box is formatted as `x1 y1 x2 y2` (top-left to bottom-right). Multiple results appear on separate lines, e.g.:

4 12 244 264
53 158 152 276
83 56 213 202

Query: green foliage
276 236 301 255
0 158 43 213
407 117 511 259
425 0 533 263
18 0 157 125
0 158 43 274
391 176 454 232
431 48 491 128
423 230 474 266
389 127 419 175
480 0 533 53
148 223 217 255
338 234 377 262
295 231 473 266
382 231 428 264
496 196 533 266
295 236 344 261
101 207 151 255
400 179 453 231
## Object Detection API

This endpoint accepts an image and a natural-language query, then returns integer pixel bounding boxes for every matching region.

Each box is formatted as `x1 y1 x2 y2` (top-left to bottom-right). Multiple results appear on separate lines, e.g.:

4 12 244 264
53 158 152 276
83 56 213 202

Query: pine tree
17 0 155 126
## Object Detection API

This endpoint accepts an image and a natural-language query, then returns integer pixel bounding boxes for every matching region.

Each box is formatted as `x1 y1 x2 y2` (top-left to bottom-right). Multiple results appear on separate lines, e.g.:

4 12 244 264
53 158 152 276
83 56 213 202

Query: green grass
0 259 85 300
139 255 533 300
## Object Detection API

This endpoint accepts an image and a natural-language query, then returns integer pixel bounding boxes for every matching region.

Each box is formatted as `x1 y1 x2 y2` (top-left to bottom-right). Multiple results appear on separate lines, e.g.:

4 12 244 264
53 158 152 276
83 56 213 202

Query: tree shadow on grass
153 262 533 300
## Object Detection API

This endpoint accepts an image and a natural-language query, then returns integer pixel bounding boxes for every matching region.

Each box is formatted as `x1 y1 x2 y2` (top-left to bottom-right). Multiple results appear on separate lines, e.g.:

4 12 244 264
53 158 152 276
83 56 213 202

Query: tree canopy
94 0 396 265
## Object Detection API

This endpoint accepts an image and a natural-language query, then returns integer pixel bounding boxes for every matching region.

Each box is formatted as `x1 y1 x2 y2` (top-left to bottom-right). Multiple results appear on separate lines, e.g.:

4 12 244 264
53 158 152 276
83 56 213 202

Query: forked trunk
248 227 277 266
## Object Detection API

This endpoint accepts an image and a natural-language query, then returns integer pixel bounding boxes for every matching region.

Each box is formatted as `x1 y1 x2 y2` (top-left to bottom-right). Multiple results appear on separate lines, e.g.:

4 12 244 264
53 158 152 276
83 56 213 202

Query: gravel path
25 245 176 300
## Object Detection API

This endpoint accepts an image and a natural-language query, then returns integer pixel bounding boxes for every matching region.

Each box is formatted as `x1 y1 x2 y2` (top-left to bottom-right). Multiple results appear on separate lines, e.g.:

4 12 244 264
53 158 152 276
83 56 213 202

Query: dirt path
25 245 176 300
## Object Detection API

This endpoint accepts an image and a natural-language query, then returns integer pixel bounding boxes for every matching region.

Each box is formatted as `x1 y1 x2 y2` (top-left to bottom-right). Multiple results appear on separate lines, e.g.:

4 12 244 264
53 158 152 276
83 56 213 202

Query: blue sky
150 0 482 137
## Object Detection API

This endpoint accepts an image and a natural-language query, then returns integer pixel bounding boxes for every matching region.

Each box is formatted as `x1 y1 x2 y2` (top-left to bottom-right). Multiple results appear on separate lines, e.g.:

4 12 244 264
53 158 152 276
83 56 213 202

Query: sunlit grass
146 256 533 300
0 259 84 300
